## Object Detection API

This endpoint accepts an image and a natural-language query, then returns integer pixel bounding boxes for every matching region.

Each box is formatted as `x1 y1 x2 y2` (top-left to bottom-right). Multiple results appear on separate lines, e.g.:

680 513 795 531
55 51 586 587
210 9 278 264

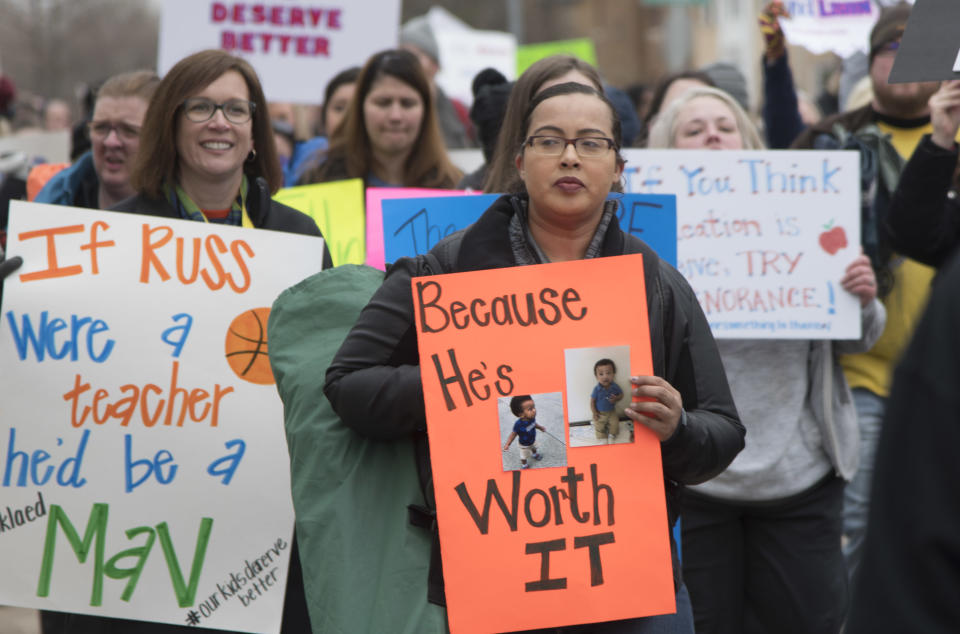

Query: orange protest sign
413 254 675 633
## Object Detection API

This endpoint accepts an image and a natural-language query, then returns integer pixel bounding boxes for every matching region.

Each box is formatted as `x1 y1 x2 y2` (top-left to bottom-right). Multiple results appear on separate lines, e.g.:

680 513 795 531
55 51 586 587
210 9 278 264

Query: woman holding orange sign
324 79 744 632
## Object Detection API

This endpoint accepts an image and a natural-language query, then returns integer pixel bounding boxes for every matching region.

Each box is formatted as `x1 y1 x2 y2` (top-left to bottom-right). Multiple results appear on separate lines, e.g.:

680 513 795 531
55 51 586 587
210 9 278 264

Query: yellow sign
274 179 365 266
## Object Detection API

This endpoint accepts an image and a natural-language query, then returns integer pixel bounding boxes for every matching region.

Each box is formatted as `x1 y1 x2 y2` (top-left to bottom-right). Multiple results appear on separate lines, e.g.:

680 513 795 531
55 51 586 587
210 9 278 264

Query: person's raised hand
929 80 960 150
759 1 791 63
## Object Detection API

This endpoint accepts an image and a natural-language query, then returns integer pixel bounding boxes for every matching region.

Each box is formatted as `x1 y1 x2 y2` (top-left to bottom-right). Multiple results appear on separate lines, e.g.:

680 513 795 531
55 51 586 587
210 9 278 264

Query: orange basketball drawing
225 307 274 385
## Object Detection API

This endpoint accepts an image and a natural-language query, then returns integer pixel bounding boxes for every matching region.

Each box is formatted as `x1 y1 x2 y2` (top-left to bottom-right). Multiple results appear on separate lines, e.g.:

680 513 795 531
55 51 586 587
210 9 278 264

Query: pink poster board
364 188 479 270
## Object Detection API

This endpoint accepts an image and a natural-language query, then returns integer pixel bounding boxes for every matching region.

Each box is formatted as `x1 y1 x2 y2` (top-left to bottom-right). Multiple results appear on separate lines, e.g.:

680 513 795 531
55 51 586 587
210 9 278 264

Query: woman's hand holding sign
625 375 683 441
840 252 877 307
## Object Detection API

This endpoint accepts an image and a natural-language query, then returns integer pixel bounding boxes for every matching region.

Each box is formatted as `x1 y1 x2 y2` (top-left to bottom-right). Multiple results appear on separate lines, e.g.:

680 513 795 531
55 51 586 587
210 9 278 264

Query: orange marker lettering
79 221 115 274
141 224 173 283
18 225 85 282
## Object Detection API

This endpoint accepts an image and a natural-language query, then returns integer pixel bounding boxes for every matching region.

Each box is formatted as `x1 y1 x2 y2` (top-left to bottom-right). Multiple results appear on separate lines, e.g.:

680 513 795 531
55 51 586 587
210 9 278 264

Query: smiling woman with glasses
181 97 256 124
114 49 329 264
107 48 328 634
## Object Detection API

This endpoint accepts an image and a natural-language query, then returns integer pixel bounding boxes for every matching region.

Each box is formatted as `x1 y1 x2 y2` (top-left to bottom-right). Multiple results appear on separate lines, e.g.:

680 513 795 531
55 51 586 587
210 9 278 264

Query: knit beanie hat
869 3 911 64
699 62 750 111
470 68 513 161
400 16 440 66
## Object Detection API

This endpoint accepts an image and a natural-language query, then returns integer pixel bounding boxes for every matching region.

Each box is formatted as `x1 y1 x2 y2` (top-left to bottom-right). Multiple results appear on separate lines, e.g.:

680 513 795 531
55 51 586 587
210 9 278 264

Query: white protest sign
434 28 517 106
0 202 325 633
0 130 71 165
447 148 484 176
158 0 400 104
428 7 517 106
622 149 861 339
779 0 879 57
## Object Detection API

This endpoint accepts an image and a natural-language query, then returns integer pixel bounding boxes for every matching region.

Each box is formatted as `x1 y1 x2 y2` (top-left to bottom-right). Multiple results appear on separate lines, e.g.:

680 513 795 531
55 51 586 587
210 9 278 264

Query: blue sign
382 194 500 265
381 193 677 266
613 193 677 266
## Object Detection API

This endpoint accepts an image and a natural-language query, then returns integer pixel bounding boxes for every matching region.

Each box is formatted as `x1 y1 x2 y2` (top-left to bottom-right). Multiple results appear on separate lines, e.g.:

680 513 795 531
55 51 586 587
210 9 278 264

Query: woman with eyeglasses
298 49 461 188
322 80 743 633
34 70 160 210
105 49 324 634
114 50 329 266
483 54 603 194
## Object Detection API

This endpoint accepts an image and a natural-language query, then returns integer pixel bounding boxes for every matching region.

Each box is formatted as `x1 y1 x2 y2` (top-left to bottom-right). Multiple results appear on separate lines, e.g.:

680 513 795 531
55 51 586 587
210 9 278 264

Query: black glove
0 254 23 280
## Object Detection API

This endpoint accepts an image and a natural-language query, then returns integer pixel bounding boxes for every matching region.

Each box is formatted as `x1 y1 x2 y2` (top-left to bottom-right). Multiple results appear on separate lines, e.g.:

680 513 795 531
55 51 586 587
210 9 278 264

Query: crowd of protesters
2 1 960 632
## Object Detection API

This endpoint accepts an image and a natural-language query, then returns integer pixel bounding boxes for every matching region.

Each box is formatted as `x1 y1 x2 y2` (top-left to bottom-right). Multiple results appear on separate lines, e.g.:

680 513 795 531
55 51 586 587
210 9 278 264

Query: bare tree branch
0 0 158 105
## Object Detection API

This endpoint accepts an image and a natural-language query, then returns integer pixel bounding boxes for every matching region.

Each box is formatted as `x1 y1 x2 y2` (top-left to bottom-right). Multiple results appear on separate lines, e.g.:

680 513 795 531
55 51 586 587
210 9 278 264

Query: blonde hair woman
648 84 885 634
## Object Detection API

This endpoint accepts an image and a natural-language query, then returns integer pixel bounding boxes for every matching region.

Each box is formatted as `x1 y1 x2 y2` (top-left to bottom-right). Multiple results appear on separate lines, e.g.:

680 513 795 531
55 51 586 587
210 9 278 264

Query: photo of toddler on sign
564 346 633 447
499 392 567 471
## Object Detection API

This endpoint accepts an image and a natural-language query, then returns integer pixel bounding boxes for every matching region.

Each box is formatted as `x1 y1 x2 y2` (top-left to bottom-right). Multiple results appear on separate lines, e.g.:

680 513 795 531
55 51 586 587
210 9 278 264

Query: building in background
403 0 845 116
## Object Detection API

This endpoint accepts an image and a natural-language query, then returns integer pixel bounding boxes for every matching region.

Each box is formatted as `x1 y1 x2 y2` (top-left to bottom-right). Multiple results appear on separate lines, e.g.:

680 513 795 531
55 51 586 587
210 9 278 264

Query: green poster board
516 38 598 75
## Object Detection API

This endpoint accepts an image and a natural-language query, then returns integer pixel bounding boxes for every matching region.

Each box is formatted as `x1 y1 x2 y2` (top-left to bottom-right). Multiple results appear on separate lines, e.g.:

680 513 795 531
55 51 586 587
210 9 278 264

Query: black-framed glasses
525 135 617 157
181 97 256 124
88 120 141 141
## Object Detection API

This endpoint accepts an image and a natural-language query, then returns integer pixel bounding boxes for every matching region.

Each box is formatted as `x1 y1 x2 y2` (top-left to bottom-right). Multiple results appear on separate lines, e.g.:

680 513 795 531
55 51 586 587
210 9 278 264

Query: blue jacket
35 151 99 209
284 136 328 187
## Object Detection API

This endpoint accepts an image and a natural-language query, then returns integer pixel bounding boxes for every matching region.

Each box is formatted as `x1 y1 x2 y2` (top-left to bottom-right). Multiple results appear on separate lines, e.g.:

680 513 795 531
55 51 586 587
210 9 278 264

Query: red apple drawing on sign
819 221 847 255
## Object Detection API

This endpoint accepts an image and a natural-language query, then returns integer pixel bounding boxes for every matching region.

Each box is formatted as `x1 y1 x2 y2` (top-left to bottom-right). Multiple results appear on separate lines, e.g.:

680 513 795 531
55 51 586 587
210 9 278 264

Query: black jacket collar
455 194 628 272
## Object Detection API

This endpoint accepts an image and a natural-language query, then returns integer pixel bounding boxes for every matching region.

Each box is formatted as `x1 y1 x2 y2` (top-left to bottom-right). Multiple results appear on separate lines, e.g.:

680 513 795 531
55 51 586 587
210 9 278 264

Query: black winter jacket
885 134 960 269
111 177 333 269
324 194 744 595
847 248 960 633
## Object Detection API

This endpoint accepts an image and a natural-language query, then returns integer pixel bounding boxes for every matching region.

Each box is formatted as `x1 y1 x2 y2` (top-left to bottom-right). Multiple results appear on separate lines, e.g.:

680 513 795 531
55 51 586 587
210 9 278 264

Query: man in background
35 70 159 210
791 2 944 586
400 15 475 149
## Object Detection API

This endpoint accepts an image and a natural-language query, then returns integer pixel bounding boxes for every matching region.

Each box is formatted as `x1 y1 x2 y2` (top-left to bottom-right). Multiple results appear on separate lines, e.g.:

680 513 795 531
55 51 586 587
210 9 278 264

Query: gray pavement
568 417 635 447
0 607 40 634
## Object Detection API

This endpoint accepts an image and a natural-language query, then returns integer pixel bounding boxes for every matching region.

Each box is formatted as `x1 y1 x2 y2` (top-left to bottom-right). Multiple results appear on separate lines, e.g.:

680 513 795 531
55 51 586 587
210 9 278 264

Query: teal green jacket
269 265 447 634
